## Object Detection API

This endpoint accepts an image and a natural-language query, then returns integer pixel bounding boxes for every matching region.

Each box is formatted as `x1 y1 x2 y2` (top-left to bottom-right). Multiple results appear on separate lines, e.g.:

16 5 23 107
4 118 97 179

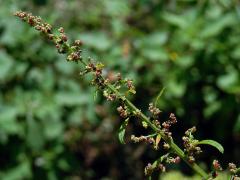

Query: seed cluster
212 160 222 171
161 113 177 139
14 11 84 61
15 11 52 36
117 105 129 118
149 103 161 116
228 163 240 179
167 156 181 164
144 154 180 176
131 135 155 144
182 126 202 163
229 163 238 173
144 163 154 176
210 160 223 178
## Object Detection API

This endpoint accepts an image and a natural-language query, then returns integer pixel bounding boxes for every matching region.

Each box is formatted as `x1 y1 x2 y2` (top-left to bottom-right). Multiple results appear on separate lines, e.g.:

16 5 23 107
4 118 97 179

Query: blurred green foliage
0 0 240 179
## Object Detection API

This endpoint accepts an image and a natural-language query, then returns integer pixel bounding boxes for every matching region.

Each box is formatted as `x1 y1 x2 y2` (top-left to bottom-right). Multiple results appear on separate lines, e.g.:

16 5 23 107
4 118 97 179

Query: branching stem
14 11 213 179
105 82 209 179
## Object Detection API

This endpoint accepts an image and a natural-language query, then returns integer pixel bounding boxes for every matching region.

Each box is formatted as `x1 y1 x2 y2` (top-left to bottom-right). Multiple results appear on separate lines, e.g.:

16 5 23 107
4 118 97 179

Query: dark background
0 0 239 179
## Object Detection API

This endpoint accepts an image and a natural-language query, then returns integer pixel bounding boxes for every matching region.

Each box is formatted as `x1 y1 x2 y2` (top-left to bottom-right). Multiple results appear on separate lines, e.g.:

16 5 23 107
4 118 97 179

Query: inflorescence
14 11 240 180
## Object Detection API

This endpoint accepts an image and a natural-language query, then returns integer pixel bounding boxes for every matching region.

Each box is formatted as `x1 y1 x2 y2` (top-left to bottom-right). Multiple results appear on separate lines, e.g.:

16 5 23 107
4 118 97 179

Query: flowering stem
14 11 210 179
105 82 209 179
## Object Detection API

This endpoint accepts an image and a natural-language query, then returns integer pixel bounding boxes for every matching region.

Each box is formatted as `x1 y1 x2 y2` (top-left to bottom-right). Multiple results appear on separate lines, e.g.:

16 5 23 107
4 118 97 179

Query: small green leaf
154 87 165 107
154 134 161 150
197 140 224 154
118 118 129 144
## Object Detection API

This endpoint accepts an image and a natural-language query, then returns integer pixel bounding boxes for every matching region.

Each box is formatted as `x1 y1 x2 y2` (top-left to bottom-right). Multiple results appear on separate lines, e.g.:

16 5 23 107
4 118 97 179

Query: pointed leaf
154 87 165 107
118 118 129 144
154 134 161 150
197 140 224 154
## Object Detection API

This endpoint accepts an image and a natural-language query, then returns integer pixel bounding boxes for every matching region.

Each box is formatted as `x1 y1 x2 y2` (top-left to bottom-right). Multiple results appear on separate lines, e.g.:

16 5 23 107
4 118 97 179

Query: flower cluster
228 163 240 179
210 160 223 178
14 11 50 30
144 154 181 176
149 103 161 116
212 160 222 171
117 105 129 118
161 113 178 139
14 11 82 57
131 135 155 145
182 126 202 163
